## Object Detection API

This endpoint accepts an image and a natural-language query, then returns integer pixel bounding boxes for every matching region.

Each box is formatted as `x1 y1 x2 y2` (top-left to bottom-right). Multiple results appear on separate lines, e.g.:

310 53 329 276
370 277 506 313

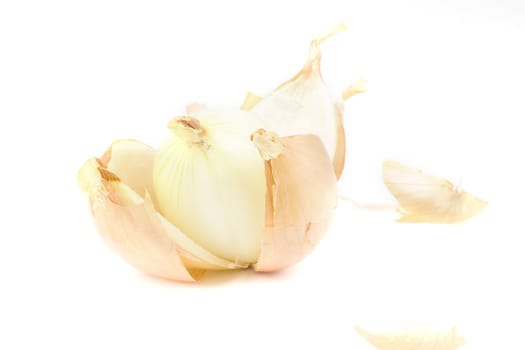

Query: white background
1 0 524 348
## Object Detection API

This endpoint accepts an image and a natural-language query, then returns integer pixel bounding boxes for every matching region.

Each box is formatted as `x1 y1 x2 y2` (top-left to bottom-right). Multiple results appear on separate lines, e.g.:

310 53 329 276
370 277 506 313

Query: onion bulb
78 111 338 281
77 27 355 281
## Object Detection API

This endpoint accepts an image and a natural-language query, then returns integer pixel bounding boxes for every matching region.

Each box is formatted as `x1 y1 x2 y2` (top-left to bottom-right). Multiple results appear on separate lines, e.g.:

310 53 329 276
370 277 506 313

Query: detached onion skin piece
78 140 244 282
251 130 338 272
355 325 466 350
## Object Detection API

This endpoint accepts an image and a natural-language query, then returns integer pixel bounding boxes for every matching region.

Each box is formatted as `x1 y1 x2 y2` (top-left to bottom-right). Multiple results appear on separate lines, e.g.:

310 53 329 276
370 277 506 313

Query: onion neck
168 116 210 151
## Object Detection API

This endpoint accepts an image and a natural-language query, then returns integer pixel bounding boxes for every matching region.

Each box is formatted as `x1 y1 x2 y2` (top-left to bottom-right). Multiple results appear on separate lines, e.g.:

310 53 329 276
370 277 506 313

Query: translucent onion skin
251 130 338 272
244 24 365 180
382 160 487 223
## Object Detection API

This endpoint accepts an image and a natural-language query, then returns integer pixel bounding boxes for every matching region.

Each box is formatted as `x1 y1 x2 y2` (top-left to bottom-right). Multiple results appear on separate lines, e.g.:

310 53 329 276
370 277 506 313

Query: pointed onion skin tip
246 25 351 180
342 79 367 100
316 23 348 44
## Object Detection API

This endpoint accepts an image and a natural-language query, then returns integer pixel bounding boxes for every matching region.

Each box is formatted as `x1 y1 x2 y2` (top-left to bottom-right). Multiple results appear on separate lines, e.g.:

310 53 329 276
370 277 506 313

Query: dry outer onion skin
244 24 365 179
333 79 367 178
382 160 487 223
251 129 338 272
355 325 466 350
78 140 245 282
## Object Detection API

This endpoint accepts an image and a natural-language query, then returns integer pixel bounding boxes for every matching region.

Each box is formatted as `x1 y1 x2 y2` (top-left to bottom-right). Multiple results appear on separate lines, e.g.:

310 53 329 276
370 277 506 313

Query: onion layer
251 130 338 271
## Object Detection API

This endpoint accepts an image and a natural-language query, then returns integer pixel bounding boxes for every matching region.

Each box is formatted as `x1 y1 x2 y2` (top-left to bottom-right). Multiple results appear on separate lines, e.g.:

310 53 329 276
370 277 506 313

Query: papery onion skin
247 36 340 175
251 130 338 272
334 79 367 178
355 325 466 350
382 160 487 223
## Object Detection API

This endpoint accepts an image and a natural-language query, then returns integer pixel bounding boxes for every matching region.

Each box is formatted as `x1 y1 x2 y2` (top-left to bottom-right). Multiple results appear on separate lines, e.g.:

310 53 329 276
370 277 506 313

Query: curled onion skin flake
78 140 245 282
251 130 338 272
355 325 466 350
382 160 487 223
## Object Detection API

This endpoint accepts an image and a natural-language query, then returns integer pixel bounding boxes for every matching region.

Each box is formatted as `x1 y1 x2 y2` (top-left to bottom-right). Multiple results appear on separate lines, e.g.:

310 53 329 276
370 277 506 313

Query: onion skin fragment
334 79 367 178
382 160 487 223
355 325 466 350
251 130 338 272
332 98 346 180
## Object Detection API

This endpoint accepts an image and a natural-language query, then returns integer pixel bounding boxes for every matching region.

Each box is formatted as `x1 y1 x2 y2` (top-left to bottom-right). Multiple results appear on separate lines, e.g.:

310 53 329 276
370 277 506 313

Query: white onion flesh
153 109 266 264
